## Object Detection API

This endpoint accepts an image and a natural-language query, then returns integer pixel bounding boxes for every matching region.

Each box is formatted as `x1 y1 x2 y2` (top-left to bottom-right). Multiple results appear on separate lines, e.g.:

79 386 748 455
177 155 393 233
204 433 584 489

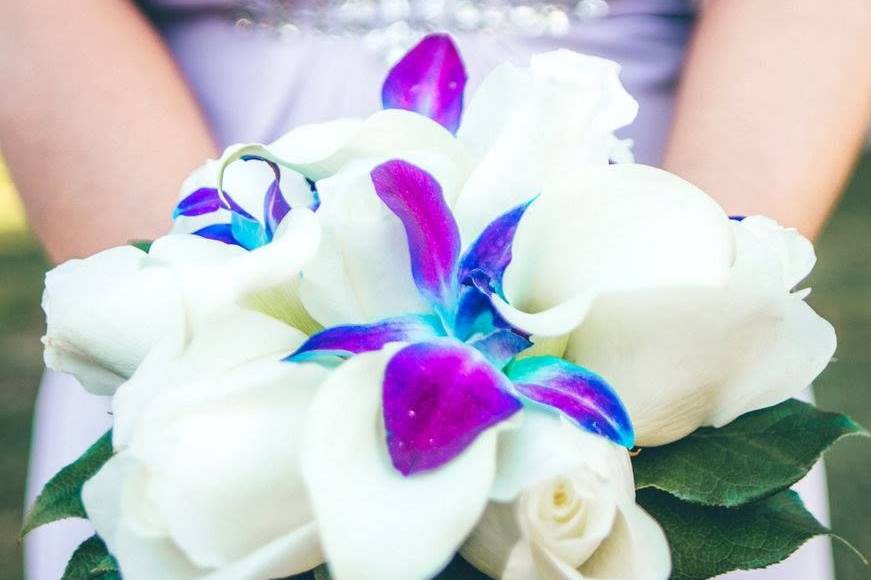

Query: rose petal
384 340 522 475
302 347 501 580
489 411 635 504
83 453 207 580
577 498 671 580
506 356 634 448
382 33 467 134
463 419 639 577
565 218 835 446
112 307 308 449
454 51 639 240
286 314 443 361
127 359 328 569
498 164 735 338
42 246 188 395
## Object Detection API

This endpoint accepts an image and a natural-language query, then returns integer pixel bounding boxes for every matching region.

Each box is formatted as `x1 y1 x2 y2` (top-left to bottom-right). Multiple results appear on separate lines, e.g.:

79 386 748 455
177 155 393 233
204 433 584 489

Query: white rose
464 413 670 580
83 309 329 580
495 162 834 446
42 209 321 395
562 215 836 445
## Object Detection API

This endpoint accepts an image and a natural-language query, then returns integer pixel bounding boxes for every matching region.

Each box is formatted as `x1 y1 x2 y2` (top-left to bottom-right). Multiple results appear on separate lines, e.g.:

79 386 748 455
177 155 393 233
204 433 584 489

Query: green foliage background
0 154 869 578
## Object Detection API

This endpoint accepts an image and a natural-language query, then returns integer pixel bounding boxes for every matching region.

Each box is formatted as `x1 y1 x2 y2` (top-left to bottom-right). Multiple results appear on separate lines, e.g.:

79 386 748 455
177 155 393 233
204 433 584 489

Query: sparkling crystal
575 0 610 20
379 0 412 23
546 8 571 36
233 0 611 59
454 2 482 31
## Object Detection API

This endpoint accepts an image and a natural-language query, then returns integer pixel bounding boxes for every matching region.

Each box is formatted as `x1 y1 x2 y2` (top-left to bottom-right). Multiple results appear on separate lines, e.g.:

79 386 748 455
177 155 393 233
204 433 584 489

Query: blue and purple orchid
288 158 634 476
173 160 318 250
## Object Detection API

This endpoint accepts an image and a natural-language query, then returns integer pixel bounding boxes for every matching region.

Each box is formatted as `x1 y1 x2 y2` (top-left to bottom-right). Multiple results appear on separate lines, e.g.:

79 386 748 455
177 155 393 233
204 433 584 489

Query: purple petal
468 330 532 369
382 34 467 133
192 223 244 247
371 160 461 314
506 356 634 448
384 340 522 476
260 160 291 237
173 188 223 219
458 200 534 295
286 315 443 361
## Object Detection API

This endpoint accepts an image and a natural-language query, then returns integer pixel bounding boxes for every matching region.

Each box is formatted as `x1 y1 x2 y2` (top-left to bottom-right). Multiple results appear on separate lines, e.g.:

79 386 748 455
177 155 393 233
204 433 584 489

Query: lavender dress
25 1 833 578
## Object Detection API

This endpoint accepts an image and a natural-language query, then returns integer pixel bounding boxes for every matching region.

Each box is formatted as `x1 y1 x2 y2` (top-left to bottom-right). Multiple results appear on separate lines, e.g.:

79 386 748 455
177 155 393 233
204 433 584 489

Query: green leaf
638 488 839 580
633 399 867 507
128 239 153 252
62 535 120 580
22 430 113 536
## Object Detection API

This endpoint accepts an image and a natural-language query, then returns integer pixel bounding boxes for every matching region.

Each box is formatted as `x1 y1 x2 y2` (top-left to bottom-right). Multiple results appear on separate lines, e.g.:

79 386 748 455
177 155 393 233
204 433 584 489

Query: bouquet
25 34 866 580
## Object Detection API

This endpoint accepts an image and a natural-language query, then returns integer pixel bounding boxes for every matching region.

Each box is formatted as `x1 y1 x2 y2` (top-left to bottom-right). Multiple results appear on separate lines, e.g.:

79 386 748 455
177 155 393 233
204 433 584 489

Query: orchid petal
458 200 533 295
264 179 291 237
384 340 522 475
371 160 461 315
287 315 443 361
506 356 634 448
192 224 242 247
173 188 223 219
230 212 269 250
298 150 463 327
301 347 501 580
382 33 467 134
453 283 524 343
469 330 532 370
258 159 293 236
173 185 253 225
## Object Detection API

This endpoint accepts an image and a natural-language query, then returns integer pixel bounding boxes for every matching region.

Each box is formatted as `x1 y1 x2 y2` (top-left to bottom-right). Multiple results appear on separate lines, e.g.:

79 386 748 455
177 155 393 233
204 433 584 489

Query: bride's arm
663 0 871 239
0 0 217 262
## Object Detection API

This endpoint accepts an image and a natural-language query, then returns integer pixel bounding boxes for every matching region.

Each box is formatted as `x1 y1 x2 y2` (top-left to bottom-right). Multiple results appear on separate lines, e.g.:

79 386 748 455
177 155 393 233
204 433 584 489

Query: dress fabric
25 1 833 578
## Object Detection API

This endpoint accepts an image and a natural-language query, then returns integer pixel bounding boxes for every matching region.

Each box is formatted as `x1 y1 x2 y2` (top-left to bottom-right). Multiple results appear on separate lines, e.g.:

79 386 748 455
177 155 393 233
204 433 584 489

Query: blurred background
0 150 870 578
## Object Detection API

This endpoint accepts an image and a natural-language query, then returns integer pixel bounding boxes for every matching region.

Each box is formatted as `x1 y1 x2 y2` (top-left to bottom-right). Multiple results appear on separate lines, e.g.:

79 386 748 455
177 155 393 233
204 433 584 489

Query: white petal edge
498 164 735 338
454 51 639 241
